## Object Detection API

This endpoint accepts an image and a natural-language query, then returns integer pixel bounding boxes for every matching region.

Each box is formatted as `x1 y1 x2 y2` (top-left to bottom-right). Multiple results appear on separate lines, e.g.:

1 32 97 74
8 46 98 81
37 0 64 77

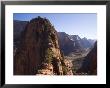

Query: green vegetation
61 60 68 75
61 52 65 60
48 36 52 43
62 65 68 75
45 48 54 64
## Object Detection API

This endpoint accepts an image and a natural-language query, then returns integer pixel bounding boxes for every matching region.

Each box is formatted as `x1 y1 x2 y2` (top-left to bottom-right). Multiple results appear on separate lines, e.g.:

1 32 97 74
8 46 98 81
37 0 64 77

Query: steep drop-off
77 42 97 75
58 32 84 55
14 17 73 75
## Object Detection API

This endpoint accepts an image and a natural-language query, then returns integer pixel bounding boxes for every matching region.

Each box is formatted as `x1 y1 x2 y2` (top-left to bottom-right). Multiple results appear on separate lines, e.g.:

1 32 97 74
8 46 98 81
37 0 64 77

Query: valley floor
65 50 90 75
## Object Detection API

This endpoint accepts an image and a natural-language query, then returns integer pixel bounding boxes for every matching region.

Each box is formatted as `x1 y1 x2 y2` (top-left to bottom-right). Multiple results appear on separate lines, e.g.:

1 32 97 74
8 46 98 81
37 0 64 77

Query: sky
13 13 97 39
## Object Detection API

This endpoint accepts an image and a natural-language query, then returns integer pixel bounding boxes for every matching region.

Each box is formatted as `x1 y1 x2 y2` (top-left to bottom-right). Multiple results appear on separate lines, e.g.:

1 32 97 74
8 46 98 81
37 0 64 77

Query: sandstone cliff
14 16 73 75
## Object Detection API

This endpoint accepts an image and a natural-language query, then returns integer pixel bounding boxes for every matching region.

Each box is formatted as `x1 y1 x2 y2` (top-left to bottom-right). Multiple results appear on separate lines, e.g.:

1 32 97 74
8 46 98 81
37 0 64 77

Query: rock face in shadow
14 20 28 56
77 42 97 75
14 17 73 75
14 20 28 45
58 32 84 55
81 37 92 48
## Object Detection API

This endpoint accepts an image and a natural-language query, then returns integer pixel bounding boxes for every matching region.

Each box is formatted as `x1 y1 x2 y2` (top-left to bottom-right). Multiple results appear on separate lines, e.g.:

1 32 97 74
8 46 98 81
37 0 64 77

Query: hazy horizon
14 13 97 40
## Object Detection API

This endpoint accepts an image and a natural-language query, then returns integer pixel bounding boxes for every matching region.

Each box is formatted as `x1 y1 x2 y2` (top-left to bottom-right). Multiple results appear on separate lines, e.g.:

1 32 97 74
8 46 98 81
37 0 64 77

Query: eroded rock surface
14 16 73 75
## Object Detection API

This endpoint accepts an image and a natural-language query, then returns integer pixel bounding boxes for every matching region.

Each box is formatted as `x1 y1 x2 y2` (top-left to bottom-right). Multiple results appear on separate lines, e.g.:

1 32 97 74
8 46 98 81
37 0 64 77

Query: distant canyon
14 17 97 75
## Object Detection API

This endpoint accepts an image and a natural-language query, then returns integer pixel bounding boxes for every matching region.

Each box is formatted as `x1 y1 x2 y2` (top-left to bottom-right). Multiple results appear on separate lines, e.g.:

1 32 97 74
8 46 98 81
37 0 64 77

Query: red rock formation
63 59 73 75
14 16 73 75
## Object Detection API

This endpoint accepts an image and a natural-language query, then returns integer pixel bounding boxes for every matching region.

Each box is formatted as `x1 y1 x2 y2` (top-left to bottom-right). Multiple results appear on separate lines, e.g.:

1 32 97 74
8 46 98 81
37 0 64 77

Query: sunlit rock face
14 16 73 75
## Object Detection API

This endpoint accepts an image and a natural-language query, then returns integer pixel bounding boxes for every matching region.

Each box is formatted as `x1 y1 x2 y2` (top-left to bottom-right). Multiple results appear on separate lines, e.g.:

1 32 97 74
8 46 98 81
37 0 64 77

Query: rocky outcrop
36 63 54 75
63 59 73 75
77 42 97 75
14 16 73 75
